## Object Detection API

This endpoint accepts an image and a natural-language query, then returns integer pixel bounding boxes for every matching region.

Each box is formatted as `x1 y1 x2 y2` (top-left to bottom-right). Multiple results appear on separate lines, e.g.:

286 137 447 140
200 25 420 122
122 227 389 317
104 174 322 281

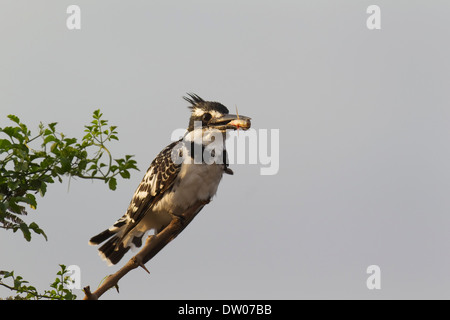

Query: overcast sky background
1 1 450 299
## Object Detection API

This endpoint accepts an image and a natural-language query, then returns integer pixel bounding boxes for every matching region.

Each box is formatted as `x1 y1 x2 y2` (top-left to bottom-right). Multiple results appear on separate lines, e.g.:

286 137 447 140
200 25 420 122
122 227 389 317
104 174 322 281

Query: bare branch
83 199 209 300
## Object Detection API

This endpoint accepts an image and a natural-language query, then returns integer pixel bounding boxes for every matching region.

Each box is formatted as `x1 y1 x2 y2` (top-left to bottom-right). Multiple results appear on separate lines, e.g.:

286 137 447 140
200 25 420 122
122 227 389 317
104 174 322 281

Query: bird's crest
183 93 205 109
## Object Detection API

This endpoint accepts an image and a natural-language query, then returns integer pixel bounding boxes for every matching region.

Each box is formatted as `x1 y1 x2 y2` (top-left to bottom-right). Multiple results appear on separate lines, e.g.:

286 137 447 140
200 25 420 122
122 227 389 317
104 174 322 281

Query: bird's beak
209 114 252 131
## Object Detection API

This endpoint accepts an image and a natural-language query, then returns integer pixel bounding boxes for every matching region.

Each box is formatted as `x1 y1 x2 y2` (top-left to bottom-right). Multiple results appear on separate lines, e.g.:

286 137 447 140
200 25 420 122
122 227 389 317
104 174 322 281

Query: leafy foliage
0 265 77 300
0 110 138 241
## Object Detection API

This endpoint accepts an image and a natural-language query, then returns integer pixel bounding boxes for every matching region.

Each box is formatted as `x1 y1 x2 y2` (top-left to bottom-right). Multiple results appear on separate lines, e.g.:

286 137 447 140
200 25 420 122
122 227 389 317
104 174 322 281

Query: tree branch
82 199 209 300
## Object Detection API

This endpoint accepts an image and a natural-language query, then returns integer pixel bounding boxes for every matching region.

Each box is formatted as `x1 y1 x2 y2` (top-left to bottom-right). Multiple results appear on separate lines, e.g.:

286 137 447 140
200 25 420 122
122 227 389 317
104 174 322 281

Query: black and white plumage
89 93 251 265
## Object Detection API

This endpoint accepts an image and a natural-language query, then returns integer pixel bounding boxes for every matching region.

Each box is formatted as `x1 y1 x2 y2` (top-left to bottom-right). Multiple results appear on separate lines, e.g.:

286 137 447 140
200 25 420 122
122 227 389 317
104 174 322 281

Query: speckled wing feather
120 140 182 234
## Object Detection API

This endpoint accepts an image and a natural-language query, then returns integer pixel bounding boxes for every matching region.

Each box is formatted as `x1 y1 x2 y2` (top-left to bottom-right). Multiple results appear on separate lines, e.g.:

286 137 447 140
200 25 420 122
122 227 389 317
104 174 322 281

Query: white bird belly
155 162 223 214
136 163 224 236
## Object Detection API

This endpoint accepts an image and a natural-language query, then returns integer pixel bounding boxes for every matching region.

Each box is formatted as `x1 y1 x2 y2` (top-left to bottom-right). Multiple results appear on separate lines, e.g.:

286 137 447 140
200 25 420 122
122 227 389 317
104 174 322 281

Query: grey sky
1 1 450 299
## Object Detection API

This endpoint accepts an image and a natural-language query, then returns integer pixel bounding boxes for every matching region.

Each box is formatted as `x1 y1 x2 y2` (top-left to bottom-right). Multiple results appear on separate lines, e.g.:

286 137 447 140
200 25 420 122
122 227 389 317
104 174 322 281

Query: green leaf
43 135 57 145
43 128 53 136
60 157 71 172
7 114 20 124
2 126 22 141
50 142 58 153
108 177 117 190
19 223 31 242
29 222 48 241
82 132 92 141
39 181 47 197
119 170 130 179
64 137 77 146
93 109 102 119
48 122 58 133
1 271 14 278
14 276 24 289
64 292 75 300
0 139 12 150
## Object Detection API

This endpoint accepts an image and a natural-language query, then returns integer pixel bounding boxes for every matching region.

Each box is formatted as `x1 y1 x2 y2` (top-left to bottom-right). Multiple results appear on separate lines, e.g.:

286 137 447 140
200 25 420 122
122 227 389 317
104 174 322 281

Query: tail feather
89 218 146 265
89 229 115 245
98 235 131 265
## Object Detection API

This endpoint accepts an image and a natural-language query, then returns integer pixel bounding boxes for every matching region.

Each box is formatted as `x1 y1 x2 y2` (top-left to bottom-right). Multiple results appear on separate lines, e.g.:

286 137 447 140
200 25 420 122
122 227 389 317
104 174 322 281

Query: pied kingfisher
89 93 251 265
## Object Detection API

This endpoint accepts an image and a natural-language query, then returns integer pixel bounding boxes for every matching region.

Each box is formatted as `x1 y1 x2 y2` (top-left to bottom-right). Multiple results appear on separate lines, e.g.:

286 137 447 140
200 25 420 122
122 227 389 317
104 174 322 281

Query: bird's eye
202 113 212 122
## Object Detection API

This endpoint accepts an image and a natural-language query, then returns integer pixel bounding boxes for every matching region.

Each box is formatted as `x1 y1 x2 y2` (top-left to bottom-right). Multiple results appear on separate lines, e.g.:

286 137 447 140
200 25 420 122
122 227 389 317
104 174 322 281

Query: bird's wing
125 140 183 227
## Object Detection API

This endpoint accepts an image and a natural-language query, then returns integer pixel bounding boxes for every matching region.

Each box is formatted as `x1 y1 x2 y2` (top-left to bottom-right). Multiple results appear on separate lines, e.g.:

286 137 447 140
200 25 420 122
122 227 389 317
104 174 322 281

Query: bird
89 93 251 265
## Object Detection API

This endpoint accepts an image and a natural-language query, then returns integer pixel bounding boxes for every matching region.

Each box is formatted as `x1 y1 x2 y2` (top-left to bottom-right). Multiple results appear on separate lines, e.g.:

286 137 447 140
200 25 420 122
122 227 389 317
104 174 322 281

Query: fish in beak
208 113 252 131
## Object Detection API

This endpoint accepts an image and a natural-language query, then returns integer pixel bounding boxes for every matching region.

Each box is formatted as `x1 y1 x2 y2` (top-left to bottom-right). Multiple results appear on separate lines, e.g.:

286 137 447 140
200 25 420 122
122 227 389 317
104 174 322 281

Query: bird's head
184 93 251 133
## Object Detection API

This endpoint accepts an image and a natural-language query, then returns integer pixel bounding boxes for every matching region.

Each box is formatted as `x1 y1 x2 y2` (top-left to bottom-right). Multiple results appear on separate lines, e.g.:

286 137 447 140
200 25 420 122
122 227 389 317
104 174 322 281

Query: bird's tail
89 215 144 265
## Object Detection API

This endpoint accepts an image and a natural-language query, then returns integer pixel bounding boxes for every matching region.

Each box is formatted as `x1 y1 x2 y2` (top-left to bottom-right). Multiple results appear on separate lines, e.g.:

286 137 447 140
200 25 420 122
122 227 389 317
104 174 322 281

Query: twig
82 199 209 300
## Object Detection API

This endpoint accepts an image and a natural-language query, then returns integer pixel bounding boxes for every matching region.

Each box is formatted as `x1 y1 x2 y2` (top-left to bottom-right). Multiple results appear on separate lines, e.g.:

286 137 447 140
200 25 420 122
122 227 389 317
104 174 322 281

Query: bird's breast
153 163 224 215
